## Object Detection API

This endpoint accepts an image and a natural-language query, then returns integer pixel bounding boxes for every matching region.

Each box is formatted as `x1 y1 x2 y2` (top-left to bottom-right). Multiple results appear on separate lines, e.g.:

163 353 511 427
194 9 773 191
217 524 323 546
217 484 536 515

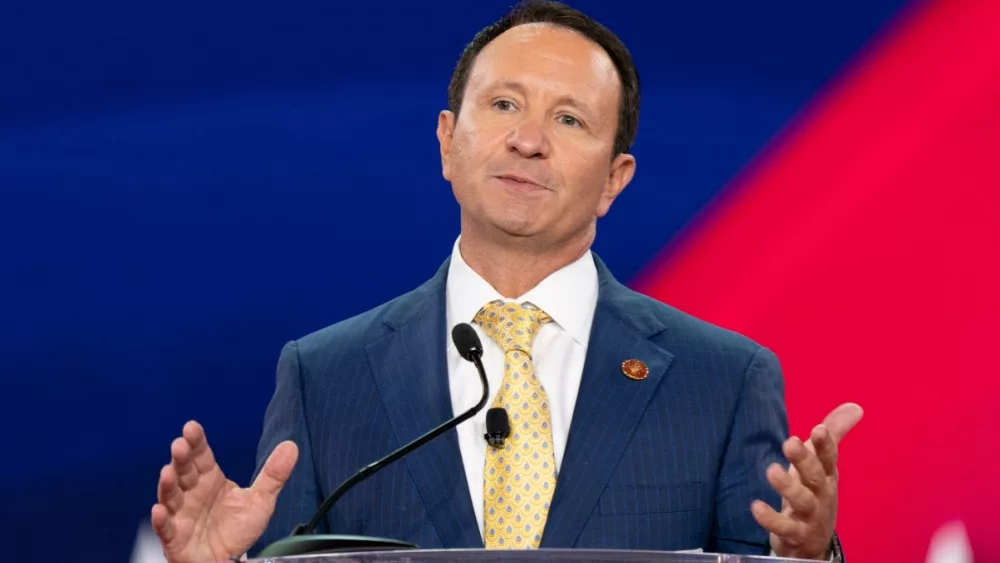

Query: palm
153 422 298 563
163 472 269 561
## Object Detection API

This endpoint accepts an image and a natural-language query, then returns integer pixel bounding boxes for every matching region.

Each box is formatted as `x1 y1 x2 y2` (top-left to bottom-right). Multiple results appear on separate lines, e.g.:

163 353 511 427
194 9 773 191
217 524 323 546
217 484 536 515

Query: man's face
438 23 635 249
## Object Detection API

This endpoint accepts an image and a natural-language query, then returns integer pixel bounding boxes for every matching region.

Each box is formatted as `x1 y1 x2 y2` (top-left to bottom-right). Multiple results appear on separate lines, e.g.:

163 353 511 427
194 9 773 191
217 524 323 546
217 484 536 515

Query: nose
505 114 550 159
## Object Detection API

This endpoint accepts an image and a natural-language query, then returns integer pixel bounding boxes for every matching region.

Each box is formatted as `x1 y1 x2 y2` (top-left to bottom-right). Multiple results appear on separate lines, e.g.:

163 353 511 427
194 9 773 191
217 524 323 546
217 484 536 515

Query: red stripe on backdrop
633 1 1000 561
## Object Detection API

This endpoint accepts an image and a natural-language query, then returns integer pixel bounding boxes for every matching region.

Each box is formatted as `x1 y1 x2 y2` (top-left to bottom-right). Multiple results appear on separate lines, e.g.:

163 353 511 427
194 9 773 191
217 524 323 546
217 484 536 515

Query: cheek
566 160 611 207
447 127 488 206
450 121 486 169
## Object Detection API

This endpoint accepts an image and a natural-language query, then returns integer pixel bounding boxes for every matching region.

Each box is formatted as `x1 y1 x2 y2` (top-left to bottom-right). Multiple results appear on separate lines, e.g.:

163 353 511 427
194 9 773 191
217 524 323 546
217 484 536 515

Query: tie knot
472 300 552 355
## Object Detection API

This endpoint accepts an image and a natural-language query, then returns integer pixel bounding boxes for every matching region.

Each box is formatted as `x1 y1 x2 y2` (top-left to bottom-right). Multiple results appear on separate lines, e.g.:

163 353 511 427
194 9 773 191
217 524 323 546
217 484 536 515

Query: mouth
494 173 548 192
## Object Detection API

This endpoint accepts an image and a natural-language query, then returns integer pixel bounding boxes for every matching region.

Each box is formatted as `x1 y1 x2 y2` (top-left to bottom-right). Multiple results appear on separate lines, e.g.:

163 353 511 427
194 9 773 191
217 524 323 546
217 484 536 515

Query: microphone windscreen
451 323 483 361
486 407 510 435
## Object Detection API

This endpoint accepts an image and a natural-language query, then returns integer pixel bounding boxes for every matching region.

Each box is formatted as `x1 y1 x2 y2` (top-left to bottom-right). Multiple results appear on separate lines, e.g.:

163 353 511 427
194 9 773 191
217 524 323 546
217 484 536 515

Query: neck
458 221 595 298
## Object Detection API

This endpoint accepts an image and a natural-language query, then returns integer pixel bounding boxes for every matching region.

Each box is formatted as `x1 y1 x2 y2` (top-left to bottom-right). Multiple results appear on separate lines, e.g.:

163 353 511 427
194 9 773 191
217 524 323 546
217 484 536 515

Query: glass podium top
247 548 817 563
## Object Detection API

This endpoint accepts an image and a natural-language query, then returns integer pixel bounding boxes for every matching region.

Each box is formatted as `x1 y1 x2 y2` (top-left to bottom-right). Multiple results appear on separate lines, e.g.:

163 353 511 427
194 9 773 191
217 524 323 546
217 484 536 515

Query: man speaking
152 1 862 561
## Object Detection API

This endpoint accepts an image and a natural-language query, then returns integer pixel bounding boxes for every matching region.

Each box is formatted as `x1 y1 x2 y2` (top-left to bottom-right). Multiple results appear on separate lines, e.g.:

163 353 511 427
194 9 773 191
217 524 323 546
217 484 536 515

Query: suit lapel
541 256 675 547
365 259 483 548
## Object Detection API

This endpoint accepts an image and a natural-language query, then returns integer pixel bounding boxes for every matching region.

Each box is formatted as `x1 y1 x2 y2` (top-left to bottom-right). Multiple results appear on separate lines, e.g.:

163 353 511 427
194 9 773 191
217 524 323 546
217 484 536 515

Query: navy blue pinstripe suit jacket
251 254 787 555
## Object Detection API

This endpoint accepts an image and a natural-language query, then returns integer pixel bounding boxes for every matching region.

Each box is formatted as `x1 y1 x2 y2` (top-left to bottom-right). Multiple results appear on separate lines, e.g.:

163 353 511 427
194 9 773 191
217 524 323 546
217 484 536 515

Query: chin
486 208 544 235
492 222 538 239
478 218 541 241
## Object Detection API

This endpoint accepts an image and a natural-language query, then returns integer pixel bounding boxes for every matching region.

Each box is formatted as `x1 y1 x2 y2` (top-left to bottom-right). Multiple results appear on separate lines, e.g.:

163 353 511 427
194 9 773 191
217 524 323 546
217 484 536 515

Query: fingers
812 424 839 477
170 437 200 491
158 464 184 513
154 420 219 549
785 436 826 495
766 462 818 516
751 499 807 538
157 464 174 505
151 503 173 543
182 420 218 475
251 441 299 501
821 402 864 443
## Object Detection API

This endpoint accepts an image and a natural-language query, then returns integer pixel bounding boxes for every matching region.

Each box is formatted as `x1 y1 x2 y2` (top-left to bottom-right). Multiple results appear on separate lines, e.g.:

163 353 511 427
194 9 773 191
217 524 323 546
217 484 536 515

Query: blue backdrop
0 1 907 560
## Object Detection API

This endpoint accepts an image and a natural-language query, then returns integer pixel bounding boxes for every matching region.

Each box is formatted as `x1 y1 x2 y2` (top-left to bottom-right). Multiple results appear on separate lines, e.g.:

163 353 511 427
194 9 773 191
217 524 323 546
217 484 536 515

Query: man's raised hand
752 403 864 560
151 421 298 563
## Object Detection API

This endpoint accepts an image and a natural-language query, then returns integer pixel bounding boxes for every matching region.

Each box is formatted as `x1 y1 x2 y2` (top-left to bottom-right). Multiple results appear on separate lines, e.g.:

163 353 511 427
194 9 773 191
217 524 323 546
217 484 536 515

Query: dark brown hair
446 0 640 156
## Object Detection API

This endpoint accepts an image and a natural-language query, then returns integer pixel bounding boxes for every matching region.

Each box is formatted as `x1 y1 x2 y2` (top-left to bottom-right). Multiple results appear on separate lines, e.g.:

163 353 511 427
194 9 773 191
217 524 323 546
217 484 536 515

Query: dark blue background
0 1 907 559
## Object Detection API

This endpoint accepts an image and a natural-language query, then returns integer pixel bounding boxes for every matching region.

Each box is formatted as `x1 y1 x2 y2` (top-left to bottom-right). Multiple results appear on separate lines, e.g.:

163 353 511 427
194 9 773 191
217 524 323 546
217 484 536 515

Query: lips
495 173 547 190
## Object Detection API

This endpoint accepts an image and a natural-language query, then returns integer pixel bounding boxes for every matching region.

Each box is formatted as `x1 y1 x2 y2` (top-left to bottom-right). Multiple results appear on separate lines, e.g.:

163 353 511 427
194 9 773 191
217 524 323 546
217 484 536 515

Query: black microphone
256 322 490 558
452 321 484 362
484 407 510 447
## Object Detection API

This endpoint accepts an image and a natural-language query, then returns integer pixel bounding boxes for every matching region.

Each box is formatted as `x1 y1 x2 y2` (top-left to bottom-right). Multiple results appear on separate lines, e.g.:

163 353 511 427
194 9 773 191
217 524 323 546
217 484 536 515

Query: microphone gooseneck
290 322 490 537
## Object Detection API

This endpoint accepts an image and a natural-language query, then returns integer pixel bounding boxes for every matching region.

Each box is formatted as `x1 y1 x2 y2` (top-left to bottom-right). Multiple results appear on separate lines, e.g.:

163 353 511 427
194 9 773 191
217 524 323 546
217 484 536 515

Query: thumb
821 402 864 443
250 441 299 501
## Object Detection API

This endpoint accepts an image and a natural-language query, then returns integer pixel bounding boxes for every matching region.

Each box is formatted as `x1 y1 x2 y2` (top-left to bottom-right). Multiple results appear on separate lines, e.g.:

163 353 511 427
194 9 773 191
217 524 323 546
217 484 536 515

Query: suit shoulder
291 281 437 362
293 302 390 358
620 288 767 362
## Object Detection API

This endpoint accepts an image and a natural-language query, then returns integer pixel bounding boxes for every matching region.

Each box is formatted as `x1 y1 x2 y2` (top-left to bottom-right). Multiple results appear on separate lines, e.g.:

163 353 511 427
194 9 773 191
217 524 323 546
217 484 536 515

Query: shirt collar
445 236 598 346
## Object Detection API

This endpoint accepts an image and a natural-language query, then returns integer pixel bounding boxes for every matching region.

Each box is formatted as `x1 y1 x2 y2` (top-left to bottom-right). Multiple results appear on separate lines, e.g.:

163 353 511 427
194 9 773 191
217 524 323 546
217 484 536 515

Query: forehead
467 23 620 108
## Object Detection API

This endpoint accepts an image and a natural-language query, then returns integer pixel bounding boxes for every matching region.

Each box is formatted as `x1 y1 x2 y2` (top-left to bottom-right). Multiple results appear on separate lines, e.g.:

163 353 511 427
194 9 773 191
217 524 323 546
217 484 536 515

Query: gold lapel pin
621 359 649 380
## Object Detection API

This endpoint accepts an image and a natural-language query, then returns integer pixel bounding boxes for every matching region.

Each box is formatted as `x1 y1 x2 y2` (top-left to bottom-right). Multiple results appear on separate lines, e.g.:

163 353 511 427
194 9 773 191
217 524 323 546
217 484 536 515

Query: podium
246 549 818 562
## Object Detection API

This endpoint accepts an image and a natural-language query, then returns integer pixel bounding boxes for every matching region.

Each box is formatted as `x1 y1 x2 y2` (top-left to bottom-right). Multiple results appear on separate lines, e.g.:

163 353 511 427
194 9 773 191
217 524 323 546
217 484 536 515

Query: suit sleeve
709 346 788 554
249 341 326 556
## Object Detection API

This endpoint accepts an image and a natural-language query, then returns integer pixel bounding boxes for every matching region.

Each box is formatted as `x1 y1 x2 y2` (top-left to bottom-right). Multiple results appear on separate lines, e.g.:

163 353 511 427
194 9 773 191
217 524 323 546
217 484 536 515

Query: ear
437 110 456 182
596 153 636 218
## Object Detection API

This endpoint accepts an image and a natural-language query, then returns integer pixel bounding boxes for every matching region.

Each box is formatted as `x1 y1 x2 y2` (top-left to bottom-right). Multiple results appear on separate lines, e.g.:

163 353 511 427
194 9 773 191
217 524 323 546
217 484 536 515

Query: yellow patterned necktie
473 300 556 549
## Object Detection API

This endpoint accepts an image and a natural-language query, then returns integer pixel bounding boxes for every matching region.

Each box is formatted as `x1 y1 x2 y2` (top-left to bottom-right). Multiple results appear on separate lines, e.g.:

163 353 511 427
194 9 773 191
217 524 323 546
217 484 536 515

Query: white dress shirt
444 237 600 539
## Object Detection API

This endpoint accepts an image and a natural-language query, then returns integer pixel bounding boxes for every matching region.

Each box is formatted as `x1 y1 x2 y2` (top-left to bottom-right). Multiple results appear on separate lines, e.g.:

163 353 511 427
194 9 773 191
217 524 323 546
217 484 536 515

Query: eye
493 99 517 112
558 114 581 127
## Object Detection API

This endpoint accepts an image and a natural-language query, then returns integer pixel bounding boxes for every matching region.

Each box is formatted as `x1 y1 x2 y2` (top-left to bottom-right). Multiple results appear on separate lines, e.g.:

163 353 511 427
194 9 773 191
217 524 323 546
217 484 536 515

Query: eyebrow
490 80 595 118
